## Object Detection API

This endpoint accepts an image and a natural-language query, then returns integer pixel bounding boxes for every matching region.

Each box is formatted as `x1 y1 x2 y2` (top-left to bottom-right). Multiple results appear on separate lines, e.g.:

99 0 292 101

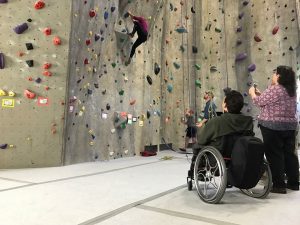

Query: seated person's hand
196 122 203 128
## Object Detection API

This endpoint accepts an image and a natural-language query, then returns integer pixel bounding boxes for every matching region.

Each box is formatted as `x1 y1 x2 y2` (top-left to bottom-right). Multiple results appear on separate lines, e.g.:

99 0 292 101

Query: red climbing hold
84 58 89 65
43 27 52 36
53 36 61 45
254 34 262 42
86 39 91 45
43 63 51 69
272 26 279 35
34 0 45 10
24 89 36 99
89 10 96 18
43 71 52 77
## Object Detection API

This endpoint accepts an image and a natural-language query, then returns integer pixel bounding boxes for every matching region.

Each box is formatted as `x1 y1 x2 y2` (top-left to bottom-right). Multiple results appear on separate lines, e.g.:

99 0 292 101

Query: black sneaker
179 148 186 152
271 187 287 194
286 184 299 191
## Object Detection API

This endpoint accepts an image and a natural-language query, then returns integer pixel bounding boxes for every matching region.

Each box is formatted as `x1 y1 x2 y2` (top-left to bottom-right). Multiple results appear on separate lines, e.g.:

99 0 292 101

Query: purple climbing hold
236 26 242 32
104 11 109 20
248 64 256 72
0 144 7 149
0 0 8 3
35 77 42 83
111 6 116 12
0 53 5 69
235 53 247 61
238 12 244 19
13 23 28 34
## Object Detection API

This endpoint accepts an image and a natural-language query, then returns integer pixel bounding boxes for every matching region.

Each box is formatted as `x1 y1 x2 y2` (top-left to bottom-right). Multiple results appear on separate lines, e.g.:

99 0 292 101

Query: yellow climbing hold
8 91 15 97
0 89 7 96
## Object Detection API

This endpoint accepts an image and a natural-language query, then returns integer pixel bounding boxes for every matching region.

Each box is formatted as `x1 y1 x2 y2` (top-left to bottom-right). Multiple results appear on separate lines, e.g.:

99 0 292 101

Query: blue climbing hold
104 11 109 20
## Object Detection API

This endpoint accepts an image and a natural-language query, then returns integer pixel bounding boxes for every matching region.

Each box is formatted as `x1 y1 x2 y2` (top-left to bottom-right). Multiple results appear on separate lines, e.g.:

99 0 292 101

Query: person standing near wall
249 66 299 194
125 11 148 66
196 91 217 128
180 109 197 151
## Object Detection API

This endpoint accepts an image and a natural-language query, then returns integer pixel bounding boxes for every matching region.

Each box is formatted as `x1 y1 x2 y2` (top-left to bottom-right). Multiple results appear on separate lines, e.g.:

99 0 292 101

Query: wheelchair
187 134 272 204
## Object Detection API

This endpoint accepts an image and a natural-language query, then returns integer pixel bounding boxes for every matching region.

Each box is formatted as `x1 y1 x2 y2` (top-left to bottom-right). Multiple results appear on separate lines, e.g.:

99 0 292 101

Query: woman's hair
224 90 244 114
205 91 214 98
276 65 296 97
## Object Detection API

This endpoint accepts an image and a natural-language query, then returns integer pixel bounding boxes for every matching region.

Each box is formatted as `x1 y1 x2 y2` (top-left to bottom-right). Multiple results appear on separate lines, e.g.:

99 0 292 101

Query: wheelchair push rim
194 146 227 204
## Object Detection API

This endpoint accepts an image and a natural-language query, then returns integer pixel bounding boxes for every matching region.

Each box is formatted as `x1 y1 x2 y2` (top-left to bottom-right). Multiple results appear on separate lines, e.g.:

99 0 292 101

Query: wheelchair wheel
240 160 272 198
194 146 227 204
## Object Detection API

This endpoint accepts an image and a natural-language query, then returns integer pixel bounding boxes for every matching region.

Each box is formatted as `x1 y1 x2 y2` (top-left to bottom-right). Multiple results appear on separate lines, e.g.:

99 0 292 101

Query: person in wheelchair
189 90 254 178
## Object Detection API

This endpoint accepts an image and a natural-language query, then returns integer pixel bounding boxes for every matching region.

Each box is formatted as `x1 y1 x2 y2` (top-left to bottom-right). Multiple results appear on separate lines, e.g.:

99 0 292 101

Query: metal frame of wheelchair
187 146 272 204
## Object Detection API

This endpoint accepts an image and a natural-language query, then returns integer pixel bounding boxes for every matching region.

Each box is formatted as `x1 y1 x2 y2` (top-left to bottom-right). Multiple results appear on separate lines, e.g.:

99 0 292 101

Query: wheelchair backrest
227 136 265 189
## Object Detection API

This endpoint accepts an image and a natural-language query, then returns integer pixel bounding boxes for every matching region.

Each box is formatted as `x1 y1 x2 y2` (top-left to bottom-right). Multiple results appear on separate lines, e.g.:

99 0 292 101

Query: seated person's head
204 91 214 100
185 109 194 116
222 90 244 114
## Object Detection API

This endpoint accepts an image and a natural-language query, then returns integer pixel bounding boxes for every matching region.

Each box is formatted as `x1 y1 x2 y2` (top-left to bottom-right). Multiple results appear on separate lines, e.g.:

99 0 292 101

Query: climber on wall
125 11 149 66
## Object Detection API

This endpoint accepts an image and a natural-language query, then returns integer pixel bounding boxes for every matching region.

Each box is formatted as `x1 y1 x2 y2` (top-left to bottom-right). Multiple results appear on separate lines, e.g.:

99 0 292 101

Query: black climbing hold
77 79 81 84
154 63 160 75
124 12 129 18
102 89 106 95
147 110 151 119
26 43 34 50
0 52 5 69
289 46 293 51
146 75 152 85
170 3 173 11
35 77 42 83
236 39 242 45
27 18 32 22
106 103 110 110
26 60 34 67
191 6 195 13
192 46 198 53
91 134 96 140
87 89 92 95
94 83 99 88
111 6 116 12
95 34 100 41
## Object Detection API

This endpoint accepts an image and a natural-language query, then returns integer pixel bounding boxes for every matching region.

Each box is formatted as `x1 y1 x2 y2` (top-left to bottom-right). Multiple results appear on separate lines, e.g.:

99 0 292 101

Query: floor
0 150 299 225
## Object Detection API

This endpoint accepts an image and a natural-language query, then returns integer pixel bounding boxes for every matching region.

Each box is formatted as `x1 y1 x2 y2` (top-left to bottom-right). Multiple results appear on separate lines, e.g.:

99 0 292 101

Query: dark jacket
195 112 254 150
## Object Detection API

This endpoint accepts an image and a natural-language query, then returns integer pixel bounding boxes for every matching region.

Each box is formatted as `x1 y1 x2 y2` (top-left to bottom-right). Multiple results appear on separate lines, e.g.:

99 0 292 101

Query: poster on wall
37 97 49 106
2 99 14 108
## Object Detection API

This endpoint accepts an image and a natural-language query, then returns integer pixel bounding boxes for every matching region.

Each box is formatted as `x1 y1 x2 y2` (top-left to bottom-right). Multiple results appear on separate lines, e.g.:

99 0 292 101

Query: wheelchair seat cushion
228 136 264 189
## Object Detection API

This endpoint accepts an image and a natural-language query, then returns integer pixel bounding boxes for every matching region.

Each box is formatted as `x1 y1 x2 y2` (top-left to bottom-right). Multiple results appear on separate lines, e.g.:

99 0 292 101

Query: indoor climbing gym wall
0 0 71 168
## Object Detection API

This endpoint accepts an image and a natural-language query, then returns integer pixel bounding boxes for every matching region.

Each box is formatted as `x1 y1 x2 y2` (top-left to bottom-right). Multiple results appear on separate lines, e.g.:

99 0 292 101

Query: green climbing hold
195 64 201 70
175 27 188 33
215 28 222 33
167 84 173 92
119 89 124 95
173 62 180 69
111 62 116 68
195 79 201 88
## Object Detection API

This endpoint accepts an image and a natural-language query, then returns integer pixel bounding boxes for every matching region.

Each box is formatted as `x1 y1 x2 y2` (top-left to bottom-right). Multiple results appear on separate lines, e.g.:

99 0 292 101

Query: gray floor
0 150 299 225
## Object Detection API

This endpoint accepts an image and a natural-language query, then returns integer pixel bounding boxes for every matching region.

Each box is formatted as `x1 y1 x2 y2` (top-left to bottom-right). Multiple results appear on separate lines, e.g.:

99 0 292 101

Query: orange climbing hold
43 71 52 77
130 99 136 105
24 89 36 99
43 63 51 69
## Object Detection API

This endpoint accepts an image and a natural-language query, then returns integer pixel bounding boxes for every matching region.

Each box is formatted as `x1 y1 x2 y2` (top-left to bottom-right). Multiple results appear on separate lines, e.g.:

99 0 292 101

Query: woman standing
249 66 299 193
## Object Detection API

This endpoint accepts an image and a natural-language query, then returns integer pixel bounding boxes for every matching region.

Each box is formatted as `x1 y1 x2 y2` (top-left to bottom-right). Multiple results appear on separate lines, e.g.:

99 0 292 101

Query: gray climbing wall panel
0 0 71 168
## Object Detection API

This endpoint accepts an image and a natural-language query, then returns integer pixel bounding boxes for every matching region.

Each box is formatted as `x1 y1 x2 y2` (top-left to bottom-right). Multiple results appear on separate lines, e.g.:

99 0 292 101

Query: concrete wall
0 0 71 168
0 0 299 167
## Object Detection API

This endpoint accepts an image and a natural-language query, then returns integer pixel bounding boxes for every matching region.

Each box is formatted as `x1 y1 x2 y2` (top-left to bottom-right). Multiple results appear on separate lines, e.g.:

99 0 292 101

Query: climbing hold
254 34 262 42
25 43 34 50
0 89 7 96
0 53 5 69
43 27 51 35
180 45 185 52
43 71 52 76
154 63 160 75
235 53 247 61
106 103 110 110
0 144 8 149
43 63 51 69
191 7 195 13
130 99 136 105
24 89 36 99
205 21 212 31
89 9 96 18
238 12 244 19
124 12 129 18
13 23 28 34
147 110 151 119
111 62 116 68
94 34 100 41
8 91 15 97
192 46 198 53
146 75 152 85
104 11 109 20
248 64 256 72
53 36 61 45
35 77 42 83
167 84 173 93
0 0 8 3
34 0 45 10
111 6 116 12
210 66 217 72
26 60 34 67
84 58 89 65
243 1 249 6
170 3 173 10
272 25 279 35
236 26 242 32
236 39 242 45
215 28 221 33
173 62 180 69
195 79 201 88
119 90 124 96
85 39 91 45
194 64 201 70
175 27 188 33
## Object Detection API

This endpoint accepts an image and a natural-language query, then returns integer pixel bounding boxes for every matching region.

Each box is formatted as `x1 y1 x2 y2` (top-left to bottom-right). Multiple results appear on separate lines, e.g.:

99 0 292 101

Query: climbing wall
64 0 164 164
0 0 71 168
